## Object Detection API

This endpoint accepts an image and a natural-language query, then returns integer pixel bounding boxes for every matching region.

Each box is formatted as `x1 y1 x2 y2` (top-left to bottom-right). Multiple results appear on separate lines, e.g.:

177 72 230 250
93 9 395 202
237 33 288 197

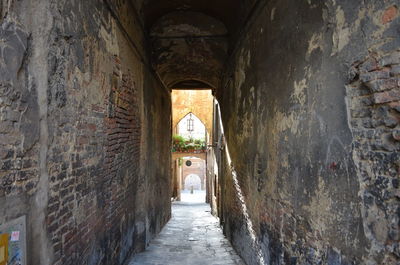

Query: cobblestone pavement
128 198 245 265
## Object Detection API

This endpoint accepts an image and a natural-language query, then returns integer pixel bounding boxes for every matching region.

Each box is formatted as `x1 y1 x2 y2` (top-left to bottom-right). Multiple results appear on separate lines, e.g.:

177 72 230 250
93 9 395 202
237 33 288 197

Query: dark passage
0 0 399 265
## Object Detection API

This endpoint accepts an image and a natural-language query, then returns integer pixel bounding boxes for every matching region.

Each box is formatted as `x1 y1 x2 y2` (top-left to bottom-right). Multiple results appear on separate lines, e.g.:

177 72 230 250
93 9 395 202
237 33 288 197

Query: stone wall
216 1 399 264
0 0 171 264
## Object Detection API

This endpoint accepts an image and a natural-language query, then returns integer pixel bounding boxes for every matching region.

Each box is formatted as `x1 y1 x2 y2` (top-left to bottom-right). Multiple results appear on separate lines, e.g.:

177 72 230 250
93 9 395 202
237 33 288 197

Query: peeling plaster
235 49 251 90
275 110 300 135
331 5 350 55
304 176 333 236
330 3 367 55
99 20 119 55
306 32 323 60
292 79 307 105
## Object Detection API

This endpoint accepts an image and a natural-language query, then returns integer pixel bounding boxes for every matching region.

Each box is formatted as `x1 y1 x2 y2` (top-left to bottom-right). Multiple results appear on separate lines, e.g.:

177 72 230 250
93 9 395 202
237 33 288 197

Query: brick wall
346 49 400 264
0 0 172 264
45 52 143 264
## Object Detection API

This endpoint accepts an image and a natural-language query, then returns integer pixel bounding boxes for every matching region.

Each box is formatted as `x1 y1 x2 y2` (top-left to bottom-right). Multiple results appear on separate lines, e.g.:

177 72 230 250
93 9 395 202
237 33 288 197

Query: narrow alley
129 191 244 265
0 0 399 265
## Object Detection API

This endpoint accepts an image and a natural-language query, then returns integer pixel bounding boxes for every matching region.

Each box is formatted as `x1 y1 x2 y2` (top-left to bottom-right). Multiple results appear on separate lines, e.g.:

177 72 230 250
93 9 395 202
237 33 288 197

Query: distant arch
184 174 202 190
175 112 206 129
174 112 208 135
176 112 207 141
171 90 214 141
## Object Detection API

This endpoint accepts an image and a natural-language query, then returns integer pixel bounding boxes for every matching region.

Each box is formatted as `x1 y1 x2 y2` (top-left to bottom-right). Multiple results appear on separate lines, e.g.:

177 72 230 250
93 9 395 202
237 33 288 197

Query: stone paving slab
128 201 246 265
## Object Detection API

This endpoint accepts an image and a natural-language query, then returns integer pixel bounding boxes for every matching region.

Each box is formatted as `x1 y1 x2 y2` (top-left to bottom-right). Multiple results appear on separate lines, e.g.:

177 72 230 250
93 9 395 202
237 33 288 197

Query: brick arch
184 174 202 190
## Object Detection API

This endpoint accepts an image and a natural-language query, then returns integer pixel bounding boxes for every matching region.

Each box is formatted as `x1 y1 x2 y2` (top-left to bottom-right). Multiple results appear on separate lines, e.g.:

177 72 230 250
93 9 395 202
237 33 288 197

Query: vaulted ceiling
130 0 259 90
140 0 256 36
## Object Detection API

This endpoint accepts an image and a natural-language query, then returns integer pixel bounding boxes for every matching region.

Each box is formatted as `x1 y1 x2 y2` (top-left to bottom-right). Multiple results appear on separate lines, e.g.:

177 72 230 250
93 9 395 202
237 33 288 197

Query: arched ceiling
131 0 258 90
150 11 228 88
141 0 252 35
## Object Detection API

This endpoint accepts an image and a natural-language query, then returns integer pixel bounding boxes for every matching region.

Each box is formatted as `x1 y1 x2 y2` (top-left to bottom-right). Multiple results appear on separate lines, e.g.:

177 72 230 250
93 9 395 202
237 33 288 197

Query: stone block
373 90 400 104
359 58 378 72
351 108 371 118
365 78 399 92
380 52 400 67
360 70 390 83
391 65 400 75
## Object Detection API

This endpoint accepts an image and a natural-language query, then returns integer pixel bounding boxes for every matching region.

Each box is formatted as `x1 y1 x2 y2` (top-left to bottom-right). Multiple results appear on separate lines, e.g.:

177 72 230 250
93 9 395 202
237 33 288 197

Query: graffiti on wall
0 216 26 265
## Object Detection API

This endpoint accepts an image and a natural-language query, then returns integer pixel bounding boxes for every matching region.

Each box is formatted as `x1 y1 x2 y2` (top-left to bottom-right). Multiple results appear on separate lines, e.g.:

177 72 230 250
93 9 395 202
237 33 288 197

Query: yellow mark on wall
0 234 9 265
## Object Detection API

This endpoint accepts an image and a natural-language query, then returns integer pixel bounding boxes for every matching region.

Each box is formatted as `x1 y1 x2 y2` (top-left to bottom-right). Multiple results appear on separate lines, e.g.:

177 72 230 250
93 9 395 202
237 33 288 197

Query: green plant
186 143 195 150
172 135 185 143
171 135 207 152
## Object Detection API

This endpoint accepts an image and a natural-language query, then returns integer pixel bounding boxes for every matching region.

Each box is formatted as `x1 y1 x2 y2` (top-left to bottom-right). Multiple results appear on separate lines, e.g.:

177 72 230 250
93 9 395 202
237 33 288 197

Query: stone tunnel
0 0 399 264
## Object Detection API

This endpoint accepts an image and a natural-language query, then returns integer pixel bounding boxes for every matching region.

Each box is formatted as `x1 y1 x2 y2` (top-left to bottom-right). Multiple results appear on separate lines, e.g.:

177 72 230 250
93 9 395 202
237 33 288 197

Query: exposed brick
359 58 379 72
347 51 400 264
373 90 400 104
391 65 400 75
382 5 398 24
360 70 391 83
365 78 400 92
380 52 400 67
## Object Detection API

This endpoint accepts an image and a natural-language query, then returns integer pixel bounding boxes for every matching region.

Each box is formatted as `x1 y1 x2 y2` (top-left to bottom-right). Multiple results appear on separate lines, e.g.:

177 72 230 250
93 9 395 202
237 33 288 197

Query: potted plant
172 135 186 152
186 143 195 153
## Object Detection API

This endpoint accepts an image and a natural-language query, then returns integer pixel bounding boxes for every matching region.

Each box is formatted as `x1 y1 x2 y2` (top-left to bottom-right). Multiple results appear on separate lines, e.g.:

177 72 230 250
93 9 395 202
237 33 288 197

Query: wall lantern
187 113 194 132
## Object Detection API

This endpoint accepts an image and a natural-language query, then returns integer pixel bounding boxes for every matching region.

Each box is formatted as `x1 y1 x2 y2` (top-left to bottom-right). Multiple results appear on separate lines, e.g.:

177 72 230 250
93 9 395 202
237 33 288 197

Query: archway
176 112 206 140
171 89 214 136
184 174 201 190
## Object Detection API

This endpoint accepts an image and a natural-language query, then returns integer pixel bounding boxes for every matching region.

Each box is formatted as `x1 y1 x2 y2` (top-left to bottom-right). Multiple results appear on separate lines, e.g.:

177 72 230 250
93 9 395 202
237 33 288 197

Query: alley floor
128 191 245 265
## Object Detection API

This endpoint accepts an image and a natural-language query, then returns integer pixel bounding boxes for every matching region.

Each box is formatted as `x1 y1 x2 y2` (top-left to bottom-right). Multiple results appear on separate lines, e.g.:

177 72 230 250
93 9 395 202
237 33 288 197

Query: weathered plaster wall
0 0 171 264
217 1 399 264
